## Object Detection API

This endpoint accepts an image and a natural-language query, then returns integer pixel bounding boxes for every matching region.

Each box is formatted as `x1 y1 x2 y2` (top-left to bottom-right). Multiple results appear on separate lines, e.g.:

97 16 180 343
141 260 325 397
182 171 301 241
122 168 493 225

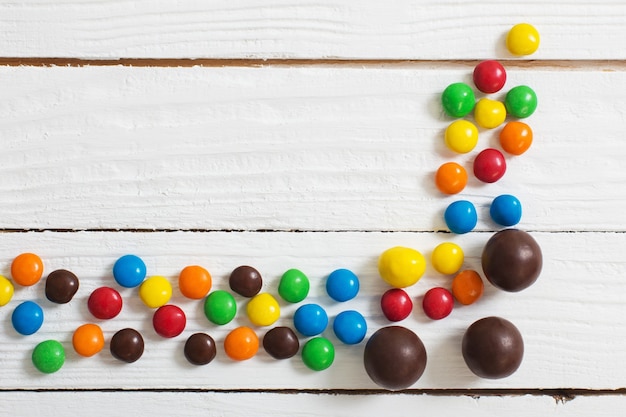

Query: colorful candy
451 270 484 305
293 303 328 336
506 23 540 56
11 252 43 287
0 275 14 306
113 254 146 288
490 194 522 226
505 85 537 118
178 265 212 299
444 120 478 153
422 287 454 320
229 265 263 297
474 98 506 129
500 121 533 155
473 148 506 183
153 304 186 338
278 268 310 303
12 300 44 335
72 323 105 357
88 287 123 320
262 326 300 360
333 310 367 345
444 200 477 234
139 275 173 308
110 328 144 363
473 60 507 94
441 82 475 117
431 242 464 275
380 288 413 322
224 326 259 361
378 246 426 288
45 269 79 304
435 162 468 195
326 268 360 302
246 293 280 326
204 290 237 325
184 333 217 365
301 337 335 371
32 340 65 374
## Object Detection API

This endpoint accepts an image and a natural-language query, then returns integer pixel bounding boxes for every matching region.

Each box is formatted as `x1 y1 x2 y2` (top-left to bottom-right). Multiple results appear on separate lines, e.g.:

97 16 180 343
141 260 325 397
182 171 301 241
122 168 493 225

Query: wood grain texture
0 0 624 60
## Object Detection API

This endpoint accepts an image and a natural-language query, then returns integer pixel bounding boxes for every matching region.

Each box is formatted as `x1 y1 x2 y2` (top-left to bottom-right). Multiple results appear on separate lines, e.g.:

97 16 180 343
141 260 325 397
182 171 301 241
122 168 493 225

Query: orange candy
224 326 259 361
11 253 44 286
435 162 468 194
451 270 484 305
178 265 212 299
72 323 105 357
500 121 533 155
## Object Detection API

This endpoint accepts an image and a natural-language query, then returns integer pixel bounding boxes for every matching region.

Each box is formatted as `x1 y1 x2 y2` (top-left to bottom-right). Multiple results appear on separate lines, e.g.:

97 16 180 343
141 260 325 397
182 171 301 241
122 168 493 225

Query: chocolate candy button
184 333 216 365
263 326 299 359
45 269 79 304
110 328 144 363
229 266 262 297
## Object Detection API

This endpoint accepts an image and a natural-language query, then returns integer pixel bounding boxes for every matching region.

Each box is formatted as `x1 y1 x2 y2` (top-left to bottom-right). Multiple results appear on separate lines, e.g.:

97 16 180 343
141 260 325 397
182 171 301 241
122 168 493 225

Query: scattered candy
435 162 468 195
462 316 524 378
72 323 105 357
474 98 506 129
473 60 507 93
422 287 454 320
139 275 173 308
278 268 310 303
444 200 477 234
178 265 212 299
441 82 475 117
88 287 123 320
113 254 146 288
229 265 263 298
246 292 280 326
12 300 44 335
378 246 426 288
333 310 367 345
301 337 335 371
153 304 186 338
263 326 300 360
444 120 479 153
224 326 259 361
473 148 506 183
0 275 14 306
451 270 484 305
32 340 65 374
326 268 360 302
45 269 79 304
505 85 537 118
11 252 43 287
490 194 522 226
110 328 144 363
431 242 464 275
184 333 216 365
506 23 540 56
293 303 328 336
204 290 237 325
380 288 413 322
500 121 533 155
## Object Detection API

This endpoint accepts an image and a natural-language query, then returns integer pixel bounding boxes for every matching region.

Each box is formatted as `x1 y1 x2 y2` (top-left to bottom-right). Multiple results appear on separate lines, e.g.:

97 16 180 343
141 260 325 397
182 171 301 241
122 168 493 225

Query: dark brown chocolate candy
481 228 542 292
110 328 144 363
263 326 299 359
363 326 427 390
184 333 216 365
229 265 262 297
45 269 79 304
462 316 524 379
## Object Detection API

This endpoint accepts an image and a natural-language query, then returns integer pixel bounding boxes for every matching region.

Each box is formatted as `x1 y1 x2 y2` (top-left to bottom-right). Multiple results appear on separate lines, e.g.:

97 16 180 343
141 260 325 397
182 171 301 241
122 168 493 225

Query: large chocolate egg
363 326 427 390
462 316 524 379
481 229 542 292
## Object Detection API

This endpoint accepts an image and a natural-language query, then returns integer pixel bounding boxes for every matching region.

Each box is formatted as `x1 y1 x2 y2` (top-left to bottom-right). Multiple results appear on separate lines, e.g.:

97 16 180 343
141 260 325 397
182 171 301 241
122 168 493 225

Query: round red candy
473 148 506 183
153 305 186 338
88 287 123 320
380 288 413 322
473 60 507 94
422 287 454 320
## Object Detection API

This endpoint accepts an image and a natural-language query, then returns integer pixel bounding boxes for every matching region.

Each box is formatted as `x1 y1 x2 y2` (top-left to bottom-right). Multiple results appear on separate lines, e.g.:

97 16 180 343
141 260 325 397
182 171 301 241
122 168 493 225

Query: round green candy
301 337 335 371
441 82 476 117
204 290 237 325
505 85 537 118
278 269 310 303
32 340 65 374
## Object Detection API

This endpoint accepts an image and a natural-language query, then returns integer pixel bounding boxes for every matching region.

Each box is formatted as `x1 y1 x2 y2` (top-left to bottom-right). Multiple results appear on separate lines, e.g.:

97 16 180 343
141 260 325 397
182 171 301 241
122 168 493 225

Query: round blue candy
293 303 328 336
444 200 477 234
113 254 147 288
326 269 360 302
12 301 44 335
490 194 522 226
333 310 367 345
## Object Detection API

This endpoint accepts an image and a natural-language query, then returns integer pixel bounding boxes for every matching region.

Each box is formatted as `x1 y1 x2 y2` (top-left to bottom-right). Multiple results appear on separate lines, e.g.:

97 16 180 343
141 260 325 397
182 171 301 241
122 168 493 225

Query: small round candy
11 252 43 287
378 246 426 288
500 121 533 155
431 242 464 275
246 292 280 326
435 162 467 195
113 254 146 288
203 290 237 325
301 337 335 371
473 60 507 93
32 340 65 373
224 326 259 361
184 333 217 365
506 23 540 56
110 328 144 363
72 323 105 357
326 268 360 302
444 200 477 234
153 304 186 338
45 269 79 304
474 98 506 129
0 275 15 306
333 310 367 345
263 326 300 359
505 85 538 118
293 303 328 336
473 148 506 183
422 287 454 320
139 275 173 308
441 82 475 117
380 288 413 322
490 194 522 226
178 265 212 299
12 301 44 335
444 120 478 154
229 265 262 297
88 287 123 320
278 268 310 303
452 270 484 305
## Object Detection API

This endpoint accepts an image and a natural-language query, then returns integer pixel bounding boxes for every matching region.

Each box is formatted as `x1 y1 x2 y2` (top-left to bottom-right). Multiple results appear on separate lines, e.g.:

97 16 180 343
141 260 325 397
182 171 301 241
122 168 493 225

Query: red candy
153 305 186 338
473 60 507 94
422 287 454 320
473 148 506 183
88 287 123 319
380 288 413 322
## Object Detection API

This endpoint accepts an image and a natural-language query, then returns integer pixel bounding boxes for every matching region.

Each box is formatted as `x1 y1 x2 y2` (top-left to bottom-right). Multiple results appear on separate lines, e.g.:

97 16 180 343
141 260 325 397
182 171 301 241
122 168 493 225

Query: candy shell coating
441 82 476 117
505 85 538 118
452 270 484 305
380 288 413 322
474 98 506 129
153 304 186 338
422 287 454 320
0 275 15 306
110 328 144 363
473 60 507 93
278 268 310 303
88 287 123 320
326 269 360 302
378 246 426 288
229 265 263 298
246 293 280 327
32 340 65 374
45 269 79 304
204 290 237 325
12 300 44 335
224 326 259 361
431 242 464 275
179 265 212 299
11 253 43 287
184 333 217 365
490 194 522 227
444 200 477 234
435 162 468 195
474 148 506 183
139 275 173 308
444 120 479 154
301 337 335 371
263 326 300 360
293 303 328 336
333 310 367 345
72 323 105 357
506 23 540 56
113 254 146 288
500 121 533 155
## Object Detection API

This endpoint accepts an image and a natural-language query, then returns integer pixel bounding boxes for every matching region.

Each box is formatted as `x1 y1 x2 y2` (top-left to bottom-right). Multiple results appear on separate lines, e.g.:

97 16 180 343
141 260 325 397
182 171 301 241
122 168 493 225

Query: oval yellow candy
378 247 426 288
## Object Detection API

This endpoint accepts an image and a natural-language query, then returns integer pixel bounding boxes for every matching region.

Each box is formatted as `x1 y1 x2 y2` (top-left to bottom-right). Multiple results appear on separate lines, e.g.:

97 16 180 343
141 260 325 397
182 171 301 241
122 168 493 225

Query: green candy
278 269 310 303
505 85 537 118
32 340 65 374
204 290 237 325
441 82 476 117
301 337 335 371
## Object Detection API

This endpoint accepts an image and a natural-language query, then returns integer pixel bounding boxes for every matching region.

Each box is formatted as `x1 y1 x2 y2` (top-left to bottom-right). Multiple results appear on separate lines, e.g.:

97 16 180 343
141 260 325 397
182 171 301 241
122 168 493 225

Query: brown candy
184 333 216 365
262 326 299 359
462 316 524 379
110 328 144 363
229 265 262 297
481 228 542 292
45 269 79 304
363 326 427 390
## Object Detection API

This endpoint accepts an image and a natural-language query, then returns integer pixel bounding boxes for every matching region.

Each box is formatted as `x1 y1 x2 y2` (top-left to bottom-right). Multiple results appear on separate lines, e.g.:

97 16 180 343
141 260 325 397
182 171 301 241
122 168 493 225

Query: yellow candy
444 120 479 154
378 246 426 288
474 98 506 129
247 293 280 326
0 275 14 306
506 23 540 56
431 242 464 275
139 275 172 308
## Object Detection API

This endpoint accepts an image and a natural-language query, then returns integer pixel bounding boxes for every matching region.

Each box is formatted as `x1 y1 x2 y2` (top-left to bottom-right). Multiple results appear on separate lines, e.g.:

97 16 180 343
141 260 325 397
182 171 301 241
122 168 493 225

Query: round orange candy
224 326 259 361
179 265 212 299
500 121 533 155
72 323 105 357
11 253 44 286
451 270 484 305
435 162 468 194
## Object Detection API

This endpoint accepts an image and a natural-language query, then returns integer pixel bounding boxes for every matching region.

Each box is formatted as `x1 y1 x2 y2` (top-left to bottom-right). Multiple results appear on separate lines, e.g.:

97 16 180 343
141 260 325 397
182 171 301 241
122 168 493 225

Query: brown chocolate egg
229 266 263 297
363 326 427 390
462 316 524 379
481 228 542 292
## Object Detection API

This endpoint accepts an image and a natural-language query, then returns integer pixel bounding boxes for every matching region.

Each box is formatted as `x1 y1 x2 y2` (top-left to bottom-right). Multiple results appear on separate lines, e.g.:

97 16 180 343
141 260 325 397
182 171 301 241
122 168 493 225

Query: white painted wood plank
0 1 624 60
0 231 623 390
0 65 623 232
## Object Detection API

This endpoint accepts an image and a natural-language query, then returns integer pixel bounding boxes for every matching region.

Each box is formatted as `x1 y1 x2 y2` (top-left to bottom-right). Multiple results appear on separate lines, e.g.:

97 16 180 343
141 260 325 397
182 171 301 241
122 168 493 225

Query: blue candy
490 194 522 226
113 254 147 288
444 200 477 234
293 303 328 336
326 269 360 302
333 310 367 345
12 301 44 335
